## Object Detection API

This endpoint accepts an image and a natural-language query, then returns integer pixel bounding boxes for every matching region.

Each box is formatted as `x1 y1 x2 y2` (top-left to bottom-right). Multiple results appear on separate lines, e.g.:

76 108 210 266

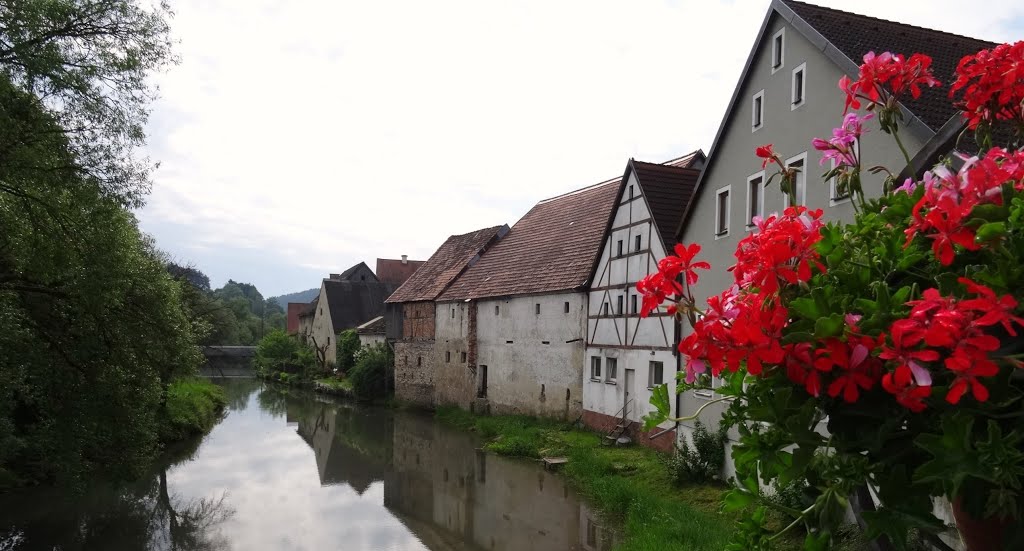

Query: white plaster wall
581 348 677 429
475 293 586 418
310 284 338 365
358 334 386 348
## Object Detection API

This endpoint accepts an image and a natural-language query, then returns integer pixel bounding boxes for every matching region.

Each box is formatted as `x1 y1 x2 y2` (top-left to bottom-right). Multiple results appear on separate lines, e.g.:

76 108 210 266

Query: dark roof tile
386 225 508 303
630 160 702 252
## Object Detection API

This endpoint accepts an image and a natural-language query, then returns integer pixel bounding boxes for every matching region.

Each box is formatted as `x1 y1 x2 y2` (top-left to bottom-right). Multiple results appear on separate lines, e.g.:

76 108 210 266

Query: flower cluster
950 41 1024 130
904 147 1024 265
812 112 872 168
879 278 1024 410
636 243 708 318
839 51 940 113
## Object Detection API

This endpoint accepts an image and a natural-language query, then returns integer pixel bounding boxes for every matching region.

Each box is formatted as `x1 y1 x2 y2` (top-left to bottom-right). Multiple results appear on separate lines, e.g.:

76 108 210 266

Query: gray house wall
676 11 930 477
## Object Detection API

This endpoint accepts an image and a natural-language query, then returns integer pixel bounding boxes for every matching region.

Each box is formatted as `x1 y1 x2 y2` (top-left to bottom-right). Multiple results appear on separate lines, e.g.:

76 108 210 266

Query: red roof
386 225 508 303
375 258 425 286
439 179 621 301
286 303 305 333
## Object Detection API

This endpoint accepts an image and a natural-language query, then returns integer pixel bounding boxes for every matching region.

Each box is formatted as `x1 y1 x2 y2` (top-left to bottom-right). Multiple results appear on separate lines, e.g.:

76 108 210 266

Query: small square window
631 295 637 314
634 235 641 251
792 63 806 108
446 351 451 363
535 303 540 315
606 358 618 382
617 295 623 315
563 301 570 313
772 28 785 71
648 361 664 388
617 240 624 256
715 186 731 237
752 90 764 130
590 357 602 380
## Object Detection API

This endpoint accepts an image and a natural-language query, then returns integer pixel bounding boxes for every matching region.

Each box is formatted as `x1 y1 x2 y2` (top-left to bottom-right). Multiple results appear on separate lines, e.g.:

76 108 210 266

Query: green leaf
804 531 830 551
642 383 670 430
722 489 755 512
789 298 821 320
976 221 1007 242
814 314 844 339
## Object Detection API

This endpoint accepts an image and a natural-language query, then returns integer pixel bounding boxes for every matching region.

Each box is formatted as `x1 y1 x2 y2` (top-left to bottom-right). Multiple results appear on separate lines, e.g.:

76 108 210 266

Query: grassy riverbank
436 407 734 550
159 378 227 442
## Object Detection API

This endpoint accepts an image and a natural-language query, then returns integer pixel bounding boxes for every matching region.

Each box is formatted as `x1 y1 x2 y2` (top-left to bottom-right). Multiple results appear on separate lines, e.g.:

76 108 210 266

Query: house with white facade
673 0 995 474
309 263 396 366
435 180 621 418
583 154 703 452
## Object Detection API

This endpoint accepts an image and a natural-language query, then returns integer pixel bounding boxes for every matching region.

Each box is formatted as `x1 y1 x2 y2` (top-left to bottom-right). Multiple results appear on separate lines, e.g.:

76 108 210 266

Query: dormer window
772 28 785 72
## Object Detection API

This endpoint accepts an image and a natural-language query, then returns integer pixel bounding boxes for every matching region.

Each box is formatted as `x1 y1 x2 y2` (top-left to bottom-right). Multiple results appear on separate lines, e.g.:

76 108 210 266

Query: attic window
772 28 784 71
495 304 499 315
634 235 641 252
629 185 634 199
603 303 609 316
752 90 764 131
631 295 637 315
361 275 365 281
792 63 806 108
617 240 624 256
451 308 455 319
563 302 570 313
617 295 624 315
535 303 541 315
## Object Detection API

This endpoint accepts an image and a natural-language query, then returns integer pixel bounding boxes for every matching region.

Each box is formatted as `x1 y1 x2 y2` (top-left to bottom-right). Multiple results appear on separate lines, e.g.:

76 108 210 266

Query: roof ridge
659 149 703 166
782 0 994 46
536 176 620 204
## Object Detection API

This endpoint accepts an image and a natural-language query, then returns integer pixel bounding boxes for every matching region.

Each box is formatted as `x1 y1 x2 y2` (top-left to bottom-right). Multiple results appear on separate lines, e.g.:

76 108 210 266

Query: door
624 369 635 419
478 365 488 398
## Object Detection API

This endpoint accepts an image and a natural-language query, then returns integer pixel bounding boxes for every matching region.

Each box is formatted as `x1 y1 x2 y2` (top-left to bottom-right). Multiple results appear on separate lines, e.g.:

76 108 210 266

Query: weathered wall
475 293 586 419
394 340 436 407
358 334 386 348
402 301 436 340
310 284 337 365
434 301 475 410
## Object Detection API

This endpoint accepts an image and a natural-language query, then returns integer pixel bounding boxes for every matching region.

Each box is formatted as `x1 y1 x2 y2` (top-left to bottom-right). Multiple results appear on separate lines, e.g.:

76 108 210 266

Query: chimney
401 255 408 264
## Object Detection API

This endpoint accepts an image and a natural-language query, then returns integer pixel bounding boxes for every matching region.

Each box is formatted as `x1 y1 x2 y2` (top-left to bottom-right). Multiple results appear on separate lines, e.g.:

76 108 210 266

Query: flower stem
891 128 913 170
669 395 735 422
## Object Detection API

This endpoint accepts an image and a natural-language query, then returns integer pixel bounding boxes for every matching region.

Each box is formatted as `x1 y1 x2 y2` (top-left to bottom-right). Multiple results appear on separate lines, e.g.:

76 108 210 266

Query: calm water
0 379 618 551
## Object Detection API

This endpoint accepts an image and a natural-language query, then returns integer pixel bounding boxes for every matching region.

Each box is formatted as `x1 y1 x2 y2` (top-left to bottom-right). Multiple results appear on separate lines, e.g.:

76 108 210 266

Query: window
617 295 624 315
630 294 637 314
590 357 602 380
785 153 807 207
461 351 467 362
495 304 499 315
648 361 664 388
629 185 634 199
327 336 330 346
617 239 624 256
752 90 764 131
451 308 455 319
535 303 541 315
404 355 408 365
563 301 570 313
829 153 853 206
746 173 763 228
446 351 451 363
606 358 618 382
791 63 806 108
603 302 609 316
634 235 641 252
417 356 422 367
715 186 731 237
772 28 785 72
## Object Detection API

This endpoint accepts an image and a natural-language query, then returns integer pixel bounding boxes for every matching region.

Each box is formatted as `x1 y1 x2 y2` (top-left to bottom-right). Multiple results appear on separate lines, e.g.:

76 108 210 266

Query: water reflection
0 379 617 551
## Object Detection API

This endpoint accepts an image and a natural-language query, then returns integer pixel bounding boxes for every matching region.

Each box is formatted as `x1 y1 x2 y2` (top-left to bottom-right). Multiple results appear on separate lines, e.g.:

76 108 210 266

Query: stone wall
394 340 436 407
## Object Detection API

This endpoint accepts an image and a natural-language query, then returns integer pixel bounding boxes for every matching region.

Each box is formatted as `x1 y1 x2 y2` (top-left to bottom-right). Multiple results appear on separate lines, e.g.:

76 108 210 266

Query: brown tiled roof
630 160 702 253
662 149 706 169
782 0 995 132
386 225 508 303
439 180 621 301
375 258 426 286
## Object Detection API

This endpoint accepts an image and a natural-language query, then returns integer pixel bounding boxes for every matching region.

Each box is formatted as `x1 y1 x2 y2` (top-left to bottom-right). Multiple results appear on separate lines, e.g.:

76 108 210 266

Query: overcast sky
137 0 1024 297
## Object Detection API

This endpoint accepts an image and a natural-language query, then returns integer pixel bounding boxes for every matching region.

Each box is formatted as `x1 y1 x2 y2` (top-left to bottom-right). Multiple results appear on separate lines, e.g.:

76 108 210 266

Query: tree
349 343 394 401
336 329 361 373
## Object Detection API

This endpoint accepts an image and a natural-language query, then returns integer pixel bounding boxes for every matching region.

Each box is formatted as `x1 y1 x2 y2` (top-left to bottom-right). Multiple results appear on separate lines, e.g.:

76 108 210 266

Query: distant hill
270 288 319 309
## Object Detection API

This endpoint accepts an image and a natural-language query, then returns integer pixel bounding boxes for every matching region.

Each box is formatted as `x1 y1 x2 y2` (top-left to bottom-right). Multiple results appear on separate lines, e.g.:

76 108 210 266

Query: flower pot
952 496 1010 551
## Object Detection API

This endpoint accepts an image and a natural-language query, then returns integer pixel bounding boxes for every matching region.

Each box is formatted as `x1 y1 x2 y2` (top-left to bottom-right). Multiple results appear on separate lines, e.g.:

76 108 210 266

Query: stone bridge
200 346 257 377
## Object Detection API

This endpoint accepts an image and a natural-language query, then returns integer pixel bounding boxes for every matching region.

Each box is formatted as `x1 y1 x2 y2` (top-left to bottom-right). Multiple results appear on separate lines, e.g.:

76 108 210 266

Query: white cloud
138 0 1024 295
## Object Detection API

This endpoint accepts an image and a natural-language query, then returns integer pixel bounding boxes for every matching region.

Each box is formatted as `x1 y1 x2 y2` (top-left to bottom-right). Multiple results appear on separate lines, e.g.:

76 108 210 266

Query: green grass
315 376 353 392
159 378 227 442
436 407 736 550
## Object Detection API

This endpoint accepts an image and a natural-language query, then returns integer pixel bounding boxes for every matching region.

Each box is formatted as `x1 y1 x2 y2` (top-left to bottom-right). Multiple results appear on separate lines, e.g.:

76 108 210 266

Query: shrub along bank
435 408 869 551
158 379 227 442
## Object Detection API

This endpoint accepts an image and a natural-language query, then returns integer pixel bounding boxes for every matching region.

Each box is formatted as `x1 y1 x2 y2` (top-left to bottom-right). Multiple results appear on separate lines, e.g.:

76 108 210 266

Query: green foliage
254 330 317 384
159 379 227 442
665 420 729 485
335 329 361 373
349 343 393 401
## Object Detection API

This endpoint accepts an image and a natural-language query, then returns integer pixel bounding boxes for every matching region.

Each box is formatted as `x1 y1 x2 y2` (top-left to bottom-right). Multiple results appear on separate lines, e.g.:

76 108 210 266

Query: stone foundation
581 409 676 453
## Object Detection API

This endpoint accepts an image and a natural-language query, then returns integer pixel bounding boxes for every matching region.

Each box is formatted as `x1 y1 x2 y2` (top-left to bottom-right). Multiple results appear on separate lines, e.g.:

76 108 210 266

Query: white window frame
648 361 665 389
784 152 808 208
714 185 731 239
751 89 765 132
590 356 602 381
771 28 785 74
694 374 723 399
605 357 618 384
745 171 765 229
828 143 856 206
791 62 806 110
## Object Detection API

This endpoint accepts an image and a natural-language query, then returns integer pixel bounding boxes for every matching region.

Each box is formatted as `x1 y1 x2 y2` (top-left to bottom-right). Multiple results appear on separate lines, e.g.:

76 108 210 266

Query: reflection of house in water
295 404 393 495
385 414 617 551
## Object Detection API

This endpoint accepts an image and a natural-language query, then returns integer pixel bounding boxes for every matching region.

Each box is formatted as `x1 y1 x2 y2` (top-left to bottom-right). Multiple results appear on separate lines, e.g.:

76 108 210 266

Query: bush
349 343 393 401
665 420 728 485
159 379 227 442
335 329 361 373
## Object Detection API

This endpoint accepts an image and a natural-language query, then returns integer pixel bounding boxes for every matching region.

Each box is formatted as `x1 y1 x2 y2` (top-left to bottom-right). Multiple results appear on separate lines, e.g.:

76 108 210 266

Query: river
0 378 619 551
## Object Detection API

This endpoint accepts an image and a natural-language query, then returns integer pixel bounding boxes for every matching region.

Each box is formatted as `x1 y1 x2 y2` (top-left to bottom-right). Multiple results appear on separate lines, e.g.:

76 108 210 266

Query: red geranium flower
881 365 931 412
